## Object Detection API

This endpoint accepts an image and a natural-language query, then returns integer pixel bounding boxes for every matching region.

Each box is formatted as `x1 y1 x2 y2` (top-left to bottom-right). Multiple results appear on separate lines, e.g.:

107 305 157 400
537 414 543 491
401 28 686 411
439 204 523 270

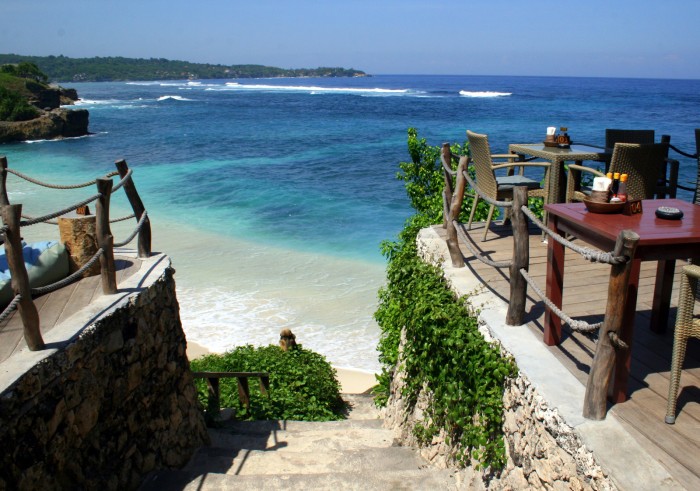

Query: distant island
0 54 368 83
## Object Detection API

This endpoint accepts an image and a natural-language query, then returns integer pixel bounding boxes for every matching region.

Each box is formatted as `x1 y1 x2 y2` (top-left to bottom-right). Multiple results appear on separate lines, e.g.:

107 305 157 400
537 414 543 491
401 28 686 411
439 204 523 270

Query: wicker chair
605 129 656 152
466 130 550 241
665 264 700 424
566 143 668 202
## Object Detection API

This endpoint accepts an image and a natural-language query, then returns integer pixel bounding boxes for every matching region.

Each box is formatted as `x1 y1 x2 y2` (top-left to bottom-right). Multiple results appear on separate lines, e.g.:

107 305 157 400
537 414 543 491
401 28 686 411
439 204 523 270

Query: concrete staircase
139 394 458 490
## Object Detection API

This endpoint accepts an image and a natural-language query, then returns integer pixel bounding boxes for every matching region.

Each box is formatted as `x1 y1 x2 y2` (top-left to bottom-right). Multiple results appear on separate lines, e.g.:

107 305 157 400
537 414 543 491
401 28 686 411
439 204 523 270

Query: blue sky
3 0 699 79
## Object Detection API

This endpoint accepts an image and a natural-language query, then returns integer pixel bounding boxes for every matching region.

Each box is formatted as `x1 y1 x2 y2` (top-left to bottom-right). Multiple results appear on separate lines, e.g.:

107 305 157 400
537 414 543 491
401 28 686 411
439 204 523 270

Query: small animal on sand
279 329 297 351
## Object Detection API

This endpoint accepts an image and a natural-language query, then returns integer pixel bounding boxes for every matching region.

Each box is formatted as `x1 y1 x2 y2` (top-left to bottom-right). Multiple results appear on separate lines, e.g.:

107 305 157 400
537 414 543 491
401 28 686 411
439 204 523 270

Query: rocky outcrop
0 107 89 143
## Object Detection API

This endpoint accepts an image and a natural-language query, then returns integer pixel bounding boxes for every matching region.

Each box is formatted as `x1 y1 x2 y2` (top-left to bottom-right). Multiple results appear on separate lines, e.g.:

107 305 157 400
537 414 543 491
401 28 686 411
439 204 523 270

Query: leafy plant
190 345 345 422
0 86 38 121
374 128 518 470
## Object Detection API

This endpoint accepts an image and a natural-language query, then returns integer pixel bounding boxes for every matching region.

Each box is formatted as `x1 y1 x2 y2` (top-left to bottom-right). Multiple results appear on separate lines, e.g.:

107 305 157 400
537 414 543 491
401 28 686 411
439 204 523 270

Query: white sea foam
459 90 512 97
157 95 193 102
73 98 122 105
218 82 411 96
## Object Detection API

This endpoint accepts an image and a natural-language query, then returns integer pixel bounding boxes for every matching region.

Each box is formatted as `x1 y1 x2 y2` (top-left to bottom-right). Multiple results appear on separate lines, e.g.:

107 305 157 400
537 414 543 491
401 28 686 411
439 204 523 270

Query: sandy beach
186 340 377 395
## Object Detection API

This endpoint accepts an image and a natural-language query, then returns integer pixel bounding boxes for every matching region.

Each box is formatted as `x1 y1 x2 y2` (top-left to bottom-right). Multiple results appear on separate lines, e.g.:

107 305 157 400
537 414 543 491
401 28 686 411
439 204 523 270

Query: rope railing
110 168 132 194
5 169 119 189
453 220 512 269
31 248 104 296
113 211 148 248
520 205 629 265
0 157 152 355
0 294 22 324
667 143 698 160
19 193 102 227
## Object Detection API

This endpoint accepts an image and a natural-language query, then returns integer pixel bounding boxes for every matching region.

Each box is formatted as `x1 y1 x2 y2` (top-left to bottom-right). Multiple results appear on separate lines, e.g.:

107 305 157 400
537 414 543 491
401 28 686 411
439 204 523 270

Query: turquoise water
3 75 699 372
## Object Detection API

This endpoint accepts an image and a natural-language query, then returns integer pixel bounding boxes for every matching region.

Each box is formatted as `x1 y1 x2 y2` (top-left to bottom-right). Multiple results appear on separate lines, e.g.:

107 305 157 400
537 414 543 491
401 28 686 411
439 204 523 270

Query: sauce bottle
617 174 628 202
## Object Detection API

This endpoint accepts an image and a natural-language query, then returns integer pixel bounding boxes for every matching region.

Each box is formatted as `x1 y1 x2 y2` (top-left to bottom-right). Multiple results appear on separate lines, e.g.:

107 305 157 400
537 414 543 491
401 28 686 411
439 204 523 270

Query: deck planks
437 221 700 488
0 255 142 364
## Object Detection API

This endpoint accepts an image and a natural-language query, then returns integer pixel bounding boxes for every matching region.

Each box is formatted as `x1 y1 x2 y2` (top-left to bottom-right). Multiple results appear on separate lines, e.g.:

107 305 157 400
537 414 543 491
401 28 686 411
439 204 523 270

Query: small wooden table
509 143 609 205
544 199 700 402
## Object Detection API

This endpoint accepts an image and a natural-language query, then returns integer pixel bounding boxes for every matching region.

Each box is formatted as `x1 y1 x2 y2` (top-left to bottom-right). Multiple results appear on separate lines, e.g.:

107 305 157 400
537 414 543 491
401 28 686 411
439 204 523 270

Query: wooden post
95 178 117 294
583 229 639 420
237 377 251 409
506 186 529 325
0 157 9 206
445 156 468 267
1 204 44 350
441 143 454 229
115 160 151 258
205 377 220 415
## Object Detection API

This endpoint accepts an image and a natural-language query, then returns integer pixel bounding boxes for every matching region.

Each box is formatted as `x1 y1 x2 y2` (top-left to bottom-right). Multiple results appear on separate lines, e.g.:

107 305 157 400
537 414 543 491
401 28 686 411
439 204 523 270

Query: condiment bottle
617 174 628 202
611 172 620 196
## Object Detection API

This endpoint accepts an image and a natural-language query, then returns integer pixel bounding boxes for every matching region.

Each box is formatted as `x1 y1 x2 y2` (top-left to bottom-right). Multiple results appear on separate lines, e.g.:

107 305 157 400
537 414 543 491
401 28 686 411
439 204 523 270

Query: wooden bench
192 371 270 414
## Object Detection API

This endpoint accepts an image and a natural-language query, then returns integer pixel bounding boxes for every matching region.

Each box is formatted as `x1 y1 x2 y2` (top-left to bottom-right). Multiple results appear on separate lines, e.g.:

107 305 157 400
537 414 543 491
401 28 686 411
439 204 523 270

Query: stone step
209 425 397 452
217 418 385 435
185 446 428 476
342 394 382 420
141 468 460 491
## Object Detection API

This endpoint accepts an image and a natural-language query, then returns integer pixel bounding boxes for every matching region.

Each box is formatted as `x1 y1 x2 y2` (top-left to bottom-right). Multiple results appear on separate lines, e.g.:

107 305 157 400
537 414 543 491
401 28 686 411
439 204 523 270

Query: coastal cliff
0 106 89 143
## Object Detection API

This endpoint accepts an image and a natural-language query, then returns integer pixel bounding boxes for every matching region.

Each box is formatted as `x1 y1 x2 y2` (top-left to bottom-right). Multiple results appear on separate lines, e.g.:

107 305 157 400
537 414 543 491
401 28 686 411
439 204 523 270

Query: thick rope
667 143 697 159
113 211 148 248
453 220 512 269
5 169 119 189
0 294 21 324
21 214 58 225
110 213 136 223
31 248 104 295
111 169 133 194
608 332 629 350
519 269 602 333
20 193 102 227
462 170 513 208
520 205 628 265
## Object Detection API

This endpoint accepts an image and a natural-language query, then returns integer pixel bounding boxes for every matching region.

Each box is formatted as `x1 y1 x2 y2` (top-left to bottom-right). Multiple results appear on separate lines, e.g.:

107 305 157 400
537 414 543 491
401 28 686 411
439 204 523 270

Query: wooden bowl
583 198 624 214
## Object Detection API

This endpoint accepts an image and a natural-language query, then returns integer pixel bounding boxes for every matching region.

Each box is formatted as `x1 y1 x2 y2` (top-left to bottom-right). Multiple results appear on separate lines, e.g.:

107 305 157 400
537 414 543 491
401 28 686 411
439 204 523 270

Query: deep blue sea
2 75 699 372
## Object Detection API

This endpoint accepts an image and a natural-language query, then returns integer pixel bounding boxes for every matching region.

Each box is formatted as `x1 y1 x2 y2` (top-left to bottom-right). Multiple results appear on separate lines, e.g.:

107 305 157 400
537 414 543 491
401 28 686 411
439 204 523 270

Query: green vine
374 128 518 470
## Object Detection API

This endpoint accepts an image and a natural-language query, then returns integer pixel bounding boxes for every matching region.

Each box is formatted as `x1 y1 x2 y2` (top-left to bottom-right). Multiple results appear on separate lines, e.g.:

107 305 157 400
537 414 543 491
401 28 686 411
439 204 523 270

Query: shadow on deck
0 254 143 364
429 221 700 489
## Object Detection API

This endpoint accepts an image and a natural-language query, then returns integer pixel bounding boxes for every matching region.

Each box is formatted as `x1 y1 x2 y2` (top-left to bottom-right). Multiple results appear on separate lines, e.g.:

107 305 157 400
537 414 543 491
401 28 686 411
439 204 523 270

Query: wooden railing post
506 186 529 325
1 204 44 350
445 156 468 267
583 229 639 420
441 143 454 229
0 156 10 206
115 159 151 258
95 178 117 295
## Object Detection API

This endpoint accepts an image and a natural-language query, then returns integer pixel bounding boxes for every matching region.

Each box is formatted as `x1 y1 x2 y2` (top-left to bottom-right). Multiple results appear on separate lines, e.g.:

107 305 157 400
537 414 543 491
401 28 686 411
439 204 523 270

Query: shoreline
186 340 377 395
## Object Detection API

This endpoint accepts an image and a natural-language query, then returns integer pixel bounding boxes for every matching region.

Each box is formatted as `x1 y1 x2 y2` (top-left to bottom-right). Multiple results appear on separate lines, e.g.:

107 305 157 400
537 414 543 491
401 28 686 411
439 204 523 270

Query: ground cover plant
190 344 345 422
374 128 518 470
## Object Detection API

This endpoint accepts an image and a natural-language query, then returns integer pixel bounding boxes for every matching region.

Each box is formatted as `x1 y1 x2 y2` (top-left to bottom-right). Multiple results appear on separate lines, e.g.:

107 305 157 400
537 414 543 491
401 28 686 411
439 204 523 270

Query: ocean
2 75 699 373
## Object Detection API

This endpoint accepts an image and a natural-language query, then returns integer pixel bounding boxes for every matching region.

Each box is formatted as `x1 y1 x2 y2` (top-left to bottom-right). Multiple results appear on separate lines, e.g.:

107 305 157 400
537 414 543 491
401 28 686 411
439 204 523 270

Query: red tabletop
543 199 700 403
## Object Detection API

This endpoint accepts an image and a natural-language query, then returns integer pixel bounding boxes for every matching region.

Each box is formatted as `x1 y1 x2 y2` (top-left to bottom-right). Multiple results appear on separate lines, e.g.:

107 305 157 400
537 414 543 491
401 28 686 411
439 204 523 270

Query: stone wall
383 327 616 490
0 262 209 490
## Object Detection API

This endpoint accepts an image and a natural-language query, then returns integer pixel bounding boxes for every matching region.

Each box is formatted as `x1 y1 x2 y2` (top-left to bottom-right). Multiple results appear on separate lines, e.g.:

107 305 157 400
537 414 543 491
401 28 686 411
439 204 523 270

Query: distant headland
0 54 369 83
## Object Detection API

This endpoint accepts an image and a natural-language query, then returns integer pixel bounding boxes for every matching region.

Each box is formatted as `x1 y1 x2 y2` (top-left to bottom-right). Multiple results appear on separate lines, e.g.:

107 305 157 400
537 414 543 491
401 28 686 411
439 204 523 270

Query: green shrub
0 86 39 121
190 345 345 421
374 128 518 470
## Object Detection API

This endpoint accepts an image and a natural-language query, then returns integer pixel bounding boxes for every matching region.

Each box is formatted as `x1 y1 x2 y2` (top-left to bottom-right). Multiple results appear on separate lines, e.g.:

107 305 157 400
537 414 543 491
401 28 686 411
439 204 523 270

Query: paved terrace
420 221 699 490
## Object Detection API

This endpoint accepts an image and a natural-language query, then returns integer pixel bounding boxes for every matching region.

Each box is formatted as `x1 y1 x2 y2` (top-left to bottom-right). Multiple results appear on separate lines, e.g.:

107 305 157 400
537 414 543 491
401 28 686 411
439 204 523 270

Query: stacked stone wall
0 265 208 490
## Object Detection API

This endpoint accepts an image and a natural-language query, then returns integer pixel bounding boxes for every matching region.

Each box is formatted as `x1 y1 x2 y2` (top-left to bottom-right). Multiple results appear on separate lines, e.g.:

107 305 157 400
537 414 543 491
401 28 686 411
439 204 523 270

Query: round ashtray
655 206 683 220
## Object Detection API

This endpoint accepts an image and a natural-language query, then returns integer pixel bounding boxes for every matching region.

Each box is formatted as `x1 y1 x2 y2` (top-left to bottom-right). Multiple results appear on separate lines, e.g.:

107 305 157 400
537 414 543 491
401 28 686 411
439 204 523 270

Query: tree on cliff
0 62 49 83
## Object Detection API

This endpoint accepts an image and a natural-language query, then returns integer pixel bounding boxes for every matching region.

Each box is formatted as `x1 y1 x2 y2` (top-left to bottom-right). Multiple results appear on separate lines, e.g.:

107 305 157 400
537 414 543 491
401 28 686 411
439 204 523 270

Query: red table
544 199 700 402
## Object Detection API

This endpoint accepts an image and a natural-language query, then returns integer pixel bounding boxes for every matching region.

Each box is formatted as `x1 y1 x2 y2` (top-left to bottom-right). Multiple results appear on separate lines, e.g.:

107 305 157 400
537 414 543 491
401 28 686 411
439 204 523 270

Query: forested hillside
0 54 367 82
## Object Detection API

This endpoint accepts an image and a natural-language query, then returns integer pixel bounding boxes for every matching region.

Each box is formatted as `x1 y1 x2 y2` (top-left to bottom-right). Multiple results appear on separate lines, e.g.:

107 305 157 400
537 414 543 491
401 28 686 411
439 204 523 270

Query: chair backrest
466 130 498 199
605 129 655 149
609 143 667 200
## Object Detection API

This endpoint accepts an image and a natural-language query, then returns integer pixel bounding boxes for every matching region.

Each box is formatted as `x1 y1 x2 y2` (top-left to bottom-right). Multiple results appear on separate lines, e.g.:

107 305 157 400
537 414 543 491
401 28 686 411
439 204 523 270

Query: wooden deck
0 256 142 364
436 221 700 489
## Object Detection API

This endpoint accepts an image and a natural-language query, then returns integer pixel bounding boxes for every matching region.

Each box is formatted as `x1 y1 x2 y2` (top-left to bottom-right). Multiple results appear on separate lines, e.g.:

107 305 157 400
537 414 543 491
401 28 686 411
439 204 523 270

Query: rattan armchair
566 143 668 202
466 130 550 241
665 264 700 424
